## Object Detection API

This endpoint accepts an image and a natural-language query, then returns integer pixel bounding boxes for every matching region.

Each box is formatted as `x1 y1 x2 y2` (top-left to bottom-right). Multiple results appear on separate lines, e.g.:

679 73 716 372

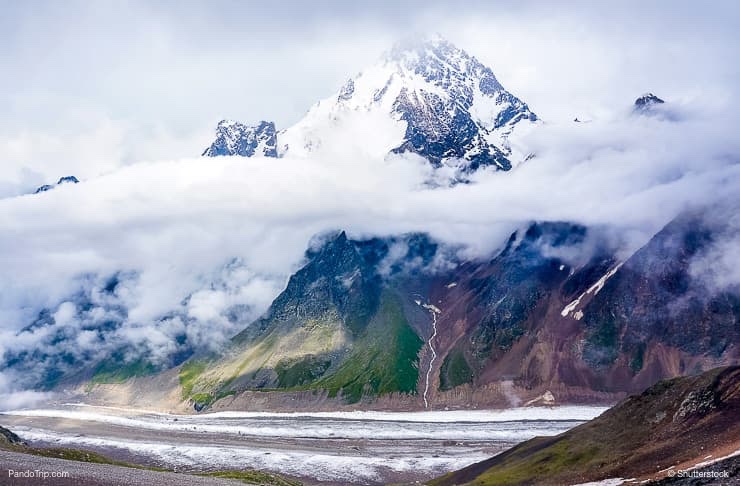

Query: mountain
3 263 255 392
3 272 159 390
175 232 434 409
11 58 736 412
202 120 277 157
34 175 79 194
81 208 738 412
580 211 739 374
430 365 740 485
9 200 737 411
203 36 538 173
634 92 666 114
420 209 738 405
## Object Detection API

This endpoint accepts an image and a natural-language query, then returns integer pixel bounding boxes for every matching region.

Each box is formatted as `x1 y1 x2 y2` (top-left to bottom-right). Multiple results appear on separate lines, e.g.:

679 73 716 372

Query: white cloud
0 105 737 340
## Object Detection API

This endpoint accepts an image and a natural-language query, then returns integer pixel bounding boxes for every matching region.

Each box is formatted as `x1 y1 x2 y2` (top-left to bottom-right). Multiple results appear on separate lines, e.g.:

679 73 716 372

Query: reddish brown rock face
414 215 738 409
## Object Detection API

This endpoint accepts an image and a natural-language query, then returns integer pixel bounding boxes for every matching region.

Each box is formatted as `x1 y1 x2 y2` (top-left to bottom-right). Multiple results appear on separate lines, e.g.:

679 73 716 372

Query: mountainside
430 365 740 485
427 211 738 405
580 211 739 376
91 208 739 412
172 232 434 409
202 36 537 173
4 271 193 391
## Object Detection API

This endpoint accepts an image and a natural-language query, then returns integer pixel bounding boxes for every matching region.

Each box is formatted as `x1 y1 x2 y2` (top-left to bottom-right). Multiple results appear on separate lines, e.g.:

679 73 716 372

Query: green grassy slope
91 358 156 384
311 292 423 402
439 347 474 391
179 291 424 407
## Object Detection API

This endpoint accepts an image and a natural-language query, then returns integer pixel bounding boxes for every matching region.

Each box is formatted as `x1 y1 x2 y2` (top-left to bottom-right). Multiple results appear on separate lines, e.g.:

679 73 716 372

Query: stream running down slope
422 302 441 408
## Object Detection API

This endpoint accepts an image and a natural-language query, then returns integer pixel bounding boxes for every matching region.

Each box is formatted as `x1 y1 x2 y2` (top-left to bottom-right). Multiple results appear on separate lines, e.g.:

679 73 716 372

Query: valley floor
0 405 605 485
0 449 244 486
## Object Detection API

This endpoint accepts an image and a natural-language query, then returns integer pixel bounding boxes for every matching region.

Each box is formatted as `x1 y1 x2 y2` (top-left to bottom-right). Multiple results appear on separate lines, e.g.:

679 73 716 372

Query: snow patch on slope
561 263 624 319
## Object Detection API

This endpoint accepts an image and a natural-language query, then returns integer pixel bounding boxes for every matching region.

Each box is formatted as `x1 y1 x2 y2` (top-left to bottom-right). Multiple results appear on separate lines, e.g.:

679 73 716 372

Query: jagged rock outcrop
634 92 666 113
34 175 79 194
202 120 277 157
0 426 24 446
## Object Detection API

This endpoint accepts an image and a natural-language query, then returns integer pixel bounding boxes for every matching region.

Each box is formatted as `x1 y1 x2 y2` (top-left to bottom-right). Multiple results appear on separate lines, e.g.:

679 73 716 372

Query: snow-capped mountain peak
203 119 277 157
634 93 665 112
204 36 538 173
384 35 507 106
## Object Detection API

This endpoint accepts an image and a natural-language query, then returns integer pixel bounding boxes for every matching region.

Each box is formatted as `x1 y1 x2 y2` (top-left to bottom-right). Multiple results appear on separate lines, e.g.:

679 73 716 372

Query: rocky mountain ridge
202 120 277 157
34 175 79 194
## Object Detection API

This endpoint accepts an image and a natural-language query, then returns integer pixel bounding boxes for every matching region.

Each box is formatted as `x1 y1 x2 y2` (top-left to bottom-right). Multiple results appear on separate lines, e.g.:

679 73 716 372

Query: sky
0 0 739 406
2 0 740 192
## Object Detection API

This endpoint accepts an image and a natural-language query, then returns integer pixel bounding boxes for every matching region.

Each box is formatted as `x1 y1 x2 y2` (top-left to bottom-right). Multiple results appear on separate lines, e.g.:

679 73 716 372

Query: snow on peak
383 35 505 98
203 120 277 157
634 93 665 111
204 36 538 173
